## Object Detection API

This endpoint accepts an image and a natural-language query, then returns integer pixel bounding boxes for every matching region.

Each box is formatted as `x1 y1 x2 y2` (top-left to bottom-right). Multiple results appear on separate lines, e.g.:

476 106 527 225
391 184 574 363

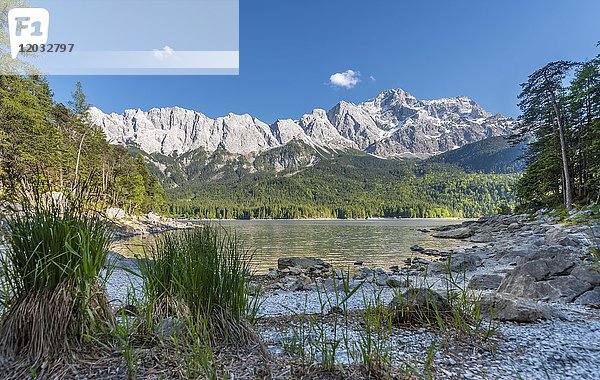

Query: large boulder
468 274 504 290
574 288 600 305
277 257 330 271
389 288 450 324
545 227 577 246
432 227 473 239
480 293 560 323
498 247 597 303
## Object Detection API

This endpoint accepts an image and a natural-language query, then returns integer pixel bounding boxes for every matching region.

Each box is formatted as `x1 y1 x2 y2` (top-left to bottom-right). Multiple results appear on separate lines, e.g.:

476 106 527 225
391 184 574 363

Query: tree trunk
550 93 573 209
74 132 86 188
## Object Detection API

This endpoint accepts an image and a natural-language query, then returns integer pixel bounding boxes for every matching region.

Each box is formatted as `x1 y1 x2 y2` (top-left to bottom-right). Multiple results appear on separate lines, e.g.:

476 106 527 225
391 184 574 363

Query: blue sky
48 0 599 122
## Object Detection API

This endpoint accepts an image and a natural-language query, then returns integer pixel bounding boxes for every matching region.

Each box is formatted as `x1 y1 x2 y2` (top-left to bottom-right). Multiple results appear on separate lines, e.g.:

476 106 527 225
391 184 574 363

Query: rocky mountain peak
89 88 515 159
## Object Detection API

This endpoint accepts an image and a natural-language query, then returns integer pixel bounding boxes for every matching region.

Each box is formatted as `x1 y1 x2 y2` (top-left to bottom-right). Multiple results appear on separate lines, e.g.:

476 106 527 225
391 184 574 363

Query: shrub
0 196 113 359
137 226 257 344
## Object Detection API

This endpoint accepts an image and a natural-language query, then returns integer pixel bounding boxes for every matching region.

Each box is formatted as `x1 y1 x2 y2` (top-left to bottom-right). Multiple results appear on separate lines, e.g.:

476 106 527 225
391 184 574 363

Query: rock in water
429 254 482 274
278 257 331 270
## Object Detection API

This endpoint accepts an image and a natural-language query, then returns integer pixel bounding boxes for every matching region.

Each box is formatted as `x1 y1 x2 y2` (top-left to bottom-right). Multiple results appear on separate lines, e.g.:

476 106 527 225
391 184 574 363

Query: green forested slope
0 77 167 213
167 151 518 219
428 136 526 173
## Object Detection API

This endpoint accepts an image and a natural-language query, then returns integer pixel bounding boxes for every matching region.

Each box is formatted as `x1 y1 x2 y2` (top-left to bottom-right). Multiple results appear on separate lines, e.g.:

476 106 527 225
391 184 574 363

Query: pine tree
569 59 600 202
517 61 577 209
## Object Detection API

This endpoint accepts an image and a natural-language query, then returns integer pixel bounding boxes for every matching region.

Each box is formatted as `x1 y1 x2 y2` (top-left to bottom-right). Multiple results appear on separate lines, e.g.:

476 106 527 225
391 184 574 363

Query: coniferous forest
515 55 599 210
0 76 168 214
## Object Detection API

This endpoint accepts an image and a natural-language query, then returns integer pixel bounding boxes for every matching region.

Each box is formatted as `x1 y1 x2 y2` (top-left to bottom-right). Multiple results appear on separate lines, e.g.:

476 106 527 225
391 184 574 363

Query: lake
112 219 473 273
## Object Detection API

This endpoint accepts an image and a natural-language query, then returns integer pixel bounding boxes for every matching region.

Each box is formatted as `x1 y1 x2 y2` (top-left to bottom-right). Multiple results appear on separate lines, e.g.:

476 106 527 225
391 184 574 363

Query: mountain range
87 88 524 218
89 88 516 161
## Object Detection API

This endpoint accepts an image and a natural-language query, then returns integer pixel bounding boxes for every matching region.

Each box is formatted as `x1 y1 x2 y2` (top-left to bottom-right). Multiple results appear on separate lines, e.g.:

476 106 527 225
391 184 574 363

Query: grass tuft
0 185 114 360
137 225 259 346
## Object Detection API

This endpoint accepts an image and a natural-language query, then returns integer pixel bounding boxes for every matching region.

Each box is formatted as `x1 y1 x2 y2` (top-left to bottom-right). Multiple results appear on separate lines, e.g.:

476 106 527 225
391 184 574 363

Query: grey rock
546 276 593 302
278 257 330 270
468 274 504 290
507 222 522 231
410 245 425 252
498 247 593 302
429 254 482 274
432 227 474 239
281 274 312 291
422 249 442 256
386 275 407 288
432 224 460 232
570 266 600 286
469 233 493 243
389 288 450 322
480 293 559 323
545 227 576 246
574 287 600 305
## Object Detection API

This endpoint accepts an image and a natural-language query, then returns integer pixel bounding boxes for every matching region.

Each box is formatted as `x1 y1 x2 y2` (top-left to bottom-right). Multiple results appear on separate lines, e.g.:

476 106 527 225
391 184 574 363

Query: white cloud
369 75 376 82
329 69 360 89
153 46 174 59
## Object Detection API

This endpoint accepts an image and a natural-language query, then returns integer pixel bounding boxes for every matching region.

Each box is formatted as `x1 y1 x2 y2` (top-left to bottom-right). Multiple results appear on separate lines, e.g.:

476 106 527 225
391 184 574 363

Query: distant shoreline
175 217 473 223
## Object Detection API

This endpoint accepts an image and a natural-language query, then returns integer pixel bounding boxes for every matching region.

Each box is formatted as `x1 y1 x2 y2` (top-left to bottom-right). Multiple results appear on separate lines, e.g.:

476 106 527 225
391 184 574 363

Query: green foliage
168 152 518 219
0 76 168 214
429 136 526 174
517 55 600 209
137 226 255 342
0 186 114 359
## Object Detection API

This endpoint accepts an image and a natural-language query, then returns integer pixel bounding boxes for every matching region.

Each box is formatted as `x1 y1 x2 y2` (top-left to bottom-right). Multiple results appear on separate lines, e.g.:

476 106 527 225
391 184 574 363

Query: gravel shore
103 212 600 379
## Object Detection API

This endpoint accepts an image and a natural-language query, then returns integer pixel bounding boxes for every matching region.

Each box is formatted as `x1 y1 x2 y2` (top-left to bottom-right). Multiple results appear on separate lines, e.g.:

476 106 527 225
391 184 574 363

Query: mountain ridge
89 88 516 160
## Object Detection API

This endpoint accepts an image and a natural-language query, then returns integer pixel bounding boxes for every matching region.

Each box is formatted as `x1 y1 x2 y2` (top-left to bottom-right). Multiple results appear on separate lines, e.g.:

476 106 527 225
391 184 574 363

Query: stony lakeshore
103 211 600 379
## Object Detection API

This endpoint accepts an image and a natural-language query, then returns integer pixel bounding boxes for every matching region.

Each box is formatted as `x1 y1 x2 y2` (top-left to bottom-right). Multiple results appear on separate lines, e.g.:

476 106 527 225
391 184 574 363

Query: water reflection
112 219 474 273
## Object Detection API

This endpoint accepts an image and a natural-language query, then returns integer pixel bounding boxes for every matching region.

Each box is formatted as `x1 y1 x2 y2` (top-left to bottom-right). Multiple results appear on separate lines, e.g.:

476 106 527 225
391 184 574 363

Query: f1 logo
8 8 49 59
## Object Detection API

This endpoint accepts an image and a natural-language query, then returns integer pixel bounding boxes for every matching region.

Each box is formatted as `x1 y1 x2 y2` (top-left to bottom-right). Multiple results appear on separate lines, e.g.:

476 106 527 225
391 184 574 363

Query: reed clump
0 188 114 360
137 226 259 346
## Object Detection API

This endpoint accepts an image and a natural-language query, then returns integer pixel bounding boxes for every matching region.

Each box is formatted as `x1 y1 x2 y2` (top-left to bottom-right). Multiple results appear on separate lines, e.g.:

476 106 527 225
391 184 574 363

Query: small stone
386 276 407 288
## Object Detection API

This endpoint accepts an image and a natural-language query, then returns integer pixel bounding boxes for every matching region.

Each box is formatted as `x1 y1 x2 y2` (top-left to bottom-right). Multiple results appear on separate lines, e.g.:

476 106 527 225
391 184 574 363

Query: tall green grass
137 226 256 344
0 194 114 359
